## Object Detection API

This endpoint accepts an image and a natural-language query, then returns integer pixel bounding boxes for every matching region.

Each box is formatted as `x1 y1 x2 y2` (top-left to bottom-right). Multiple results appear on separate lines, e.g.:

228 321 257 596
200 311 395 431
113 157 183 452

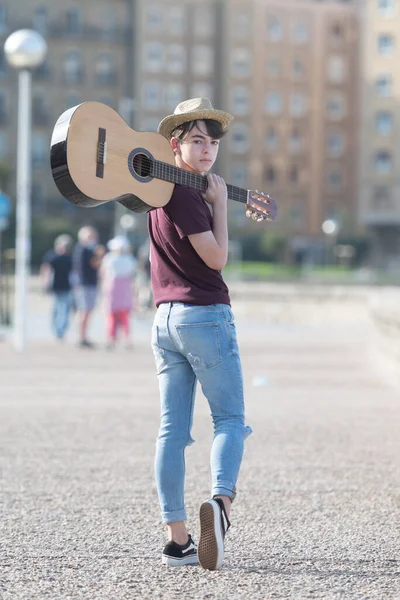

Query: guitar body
50 101 175 213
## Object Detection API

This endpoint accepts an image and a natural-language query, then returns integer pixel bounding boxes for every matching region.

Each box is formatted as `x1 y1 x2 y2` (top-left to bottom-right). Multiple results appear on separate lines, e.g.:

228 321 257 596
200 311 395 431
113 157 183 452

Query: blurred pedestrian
72 226 105 348
40 234 73 341
100 235 137 350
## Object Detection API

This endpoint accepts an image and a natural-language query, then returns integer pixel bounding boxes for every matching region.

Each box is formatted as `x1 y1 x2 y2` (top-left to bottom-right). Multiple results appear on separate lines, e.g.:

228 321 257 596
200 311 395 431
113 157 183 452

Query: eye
211 141 219 146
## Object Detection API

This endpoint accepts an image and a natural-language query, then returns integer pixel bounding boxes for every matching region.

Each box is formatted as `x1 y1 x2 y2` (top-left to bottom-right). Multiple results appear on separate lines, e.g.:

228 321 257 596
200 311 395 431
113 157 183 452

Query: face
171 121 220 174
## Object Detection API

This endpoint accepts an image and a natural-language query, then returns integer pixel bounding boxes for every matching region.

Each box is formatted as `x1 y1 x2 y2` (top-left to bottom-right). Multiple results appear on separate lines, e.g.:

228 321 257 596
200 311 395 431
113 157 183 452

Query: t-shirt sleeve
42 250 54 265
166 185 212 239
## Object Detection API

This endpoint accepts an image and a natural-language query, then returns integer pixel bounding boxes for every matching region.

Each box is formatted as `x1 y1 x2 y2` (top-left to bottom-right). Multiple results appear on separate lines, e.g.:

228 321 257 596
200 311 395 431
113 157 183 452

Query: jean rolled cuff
162 507 187 524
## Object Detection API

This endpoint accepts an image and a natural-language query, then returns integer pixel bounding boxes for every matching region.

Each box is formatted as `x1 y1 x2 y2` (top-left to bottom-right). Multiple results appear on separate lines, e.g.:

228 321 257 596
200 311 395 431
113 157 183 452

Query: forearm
211 201 229 267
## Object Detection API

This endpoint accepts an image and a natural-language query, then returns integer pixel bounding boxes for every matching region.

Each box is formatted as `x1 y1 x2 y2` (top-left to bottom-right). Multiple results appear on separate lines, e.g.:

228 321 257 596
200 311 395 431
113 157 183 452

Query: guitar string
119 154 275 213
152 159 250 204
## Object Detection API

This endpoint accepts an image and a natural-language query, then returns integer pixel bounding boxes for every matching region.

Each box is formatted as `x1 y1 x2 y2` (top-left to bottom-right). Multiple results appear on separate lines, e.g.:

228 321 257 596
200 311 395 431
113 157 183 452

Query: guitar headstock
245 190 278 223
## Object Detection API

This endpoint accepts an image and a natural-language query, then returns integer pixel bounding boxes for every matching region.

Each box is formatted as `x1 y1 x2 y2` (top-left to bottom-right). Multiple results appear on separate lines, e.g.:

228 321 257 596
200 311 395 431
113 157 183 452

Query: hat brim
158 109 234 139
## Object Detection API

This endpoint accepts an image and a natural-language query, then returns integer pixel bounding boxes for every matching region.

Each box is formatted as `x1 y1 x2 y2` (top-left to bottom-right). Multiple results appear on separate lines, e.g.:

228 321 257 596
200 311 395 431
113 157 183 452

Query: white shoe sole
198 499 224 570
162 554 198 566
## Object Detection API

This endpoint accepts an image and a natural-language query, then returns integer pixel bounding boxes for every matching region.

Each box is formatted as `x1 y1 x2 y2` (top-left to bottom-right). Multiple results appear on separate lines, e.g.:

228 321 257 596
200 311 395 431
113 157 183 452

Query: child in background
101 236 137 350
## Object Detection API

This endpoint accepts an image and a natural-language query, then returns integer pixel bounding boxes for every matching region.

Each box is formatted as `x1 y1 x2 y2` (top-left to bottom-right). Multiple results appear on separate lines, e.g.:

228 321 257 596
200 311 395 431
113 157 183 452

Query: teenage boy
148 98 253 571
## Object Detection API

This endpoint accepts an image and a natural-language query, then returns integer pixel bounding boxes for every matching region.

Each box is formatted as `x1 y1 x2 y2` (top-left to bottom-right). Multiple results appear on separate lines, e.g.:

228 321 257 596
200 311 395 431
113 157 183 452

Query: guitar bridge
96 128 107 178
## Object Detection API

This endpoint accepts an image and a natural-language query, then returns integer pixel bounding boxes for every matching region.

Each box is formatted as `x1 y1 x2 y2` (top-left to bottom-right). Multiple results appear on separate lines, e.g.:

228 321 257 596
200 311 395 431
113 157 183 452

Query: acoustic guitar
50 101 277 222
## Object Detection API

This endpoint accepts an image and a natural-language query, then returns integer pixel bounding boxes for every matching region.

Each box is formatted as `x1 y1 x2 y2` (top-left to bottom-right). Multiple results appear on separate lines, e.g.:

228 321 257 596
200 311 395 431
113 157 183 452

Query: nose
203 142 212 154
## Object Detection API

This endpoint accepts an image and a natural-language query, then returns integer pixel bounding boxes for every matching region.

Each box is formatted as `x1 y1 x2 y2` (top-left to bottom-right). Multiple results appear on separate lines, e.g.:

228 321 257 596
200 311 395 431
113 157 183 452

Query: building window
330 23 344 43
0 49 7 78
267 16 282 42
145 4 163 32
289 166 299 183
375 111 393 135
169 6 185 34
328 56 345 82
64 50 84 84
326 94 346 120
167 44 186 74
32 181 46 212
265 91 283 115
95 53 116 86
376 74 393 96
374 150 392 173
0 131 7 159
326 168 342 189
193 6 214 37
231 164 247 188
32 132 48 169
33 6 48 35
292 21 309 44
291 203 305 225
165 83 185 111
267 57 281 77
290 92 307 117
378 34 395 55
234 11 251 38
65 92 81 110
378 0 396 16
140 118 160 132
292 58 305 79
230 124 249 153
33 93 50 126
66 8 82 36
371 186 393 209
231 86 250 115
0 4 7 34
265 166 277 183
289 129 303 153
142 82 162 110
231 48 251 78
0 91 7 124
327 132 345 157
191 82 213 101
143 42 165 72
265 127 279 150
192 45 213 76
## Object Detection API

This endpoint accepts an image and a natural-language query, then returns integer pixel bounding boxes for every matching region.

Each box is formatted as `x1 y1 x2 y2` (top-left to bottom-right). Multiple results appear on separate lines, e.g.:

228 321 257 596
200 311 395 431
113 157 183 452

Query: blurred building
132 0 360 255
0 0 389 261
358 0 400 269
0 0 133 238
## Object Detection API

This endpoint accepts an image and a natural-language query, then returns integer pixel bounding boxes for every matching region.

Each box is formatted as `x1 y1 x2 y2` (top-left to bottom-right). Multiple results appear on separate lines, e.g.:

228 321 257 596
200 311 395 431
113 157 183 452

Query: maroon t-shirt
148 184 230 307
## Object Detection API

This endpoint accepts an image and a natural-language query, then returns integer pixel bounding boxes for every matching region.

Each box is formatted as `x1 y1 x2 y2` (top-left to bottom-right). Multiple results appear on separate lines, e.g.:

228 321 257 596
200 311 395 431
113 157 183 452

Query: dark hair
170 119 227 141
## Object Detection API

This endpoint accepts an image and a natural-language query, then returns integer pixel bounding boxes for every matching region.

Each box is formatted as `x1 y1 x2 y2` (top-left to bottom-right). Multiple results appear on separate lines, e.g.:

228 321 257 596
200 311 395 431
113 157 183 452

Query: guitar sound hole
132 153 152 178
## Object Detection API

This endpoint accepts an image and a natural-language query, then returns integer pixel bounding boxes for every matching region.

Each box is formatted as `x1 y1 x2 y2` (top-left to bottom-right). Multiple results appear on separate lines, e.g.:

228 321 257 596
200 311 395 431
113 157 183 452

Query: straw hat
158 98 234 139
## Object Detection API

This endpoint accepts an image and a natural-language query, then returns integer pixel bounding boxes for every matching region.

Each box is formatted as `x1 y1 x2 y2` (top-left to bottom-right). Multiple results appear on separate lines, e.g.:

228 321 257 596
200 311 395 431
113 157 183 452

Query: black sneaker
162 534 198 566
198 498 231 571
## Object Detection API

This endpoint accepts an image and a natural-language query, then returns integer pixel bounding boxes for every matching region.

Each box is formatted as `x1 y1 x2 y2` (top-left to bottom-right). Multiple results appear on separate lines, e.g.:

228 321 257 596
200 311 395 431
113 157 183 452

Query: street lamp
321 219 339 266
4 30 47 351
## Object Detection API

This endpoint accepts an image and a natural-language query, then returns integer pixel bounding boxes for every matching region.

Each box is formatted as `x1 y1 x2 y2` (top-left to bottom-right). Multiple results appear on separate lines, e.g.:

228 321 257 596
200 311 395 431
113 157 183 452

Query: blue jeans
151 302 252 524
52 291 72 339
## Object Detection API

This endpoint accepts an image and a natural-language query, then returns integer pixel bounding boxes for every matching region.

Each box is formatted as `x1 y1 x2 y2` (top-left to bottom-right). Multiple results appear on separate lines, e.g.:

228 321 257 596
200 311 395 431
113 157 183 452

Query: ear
170 137 181 155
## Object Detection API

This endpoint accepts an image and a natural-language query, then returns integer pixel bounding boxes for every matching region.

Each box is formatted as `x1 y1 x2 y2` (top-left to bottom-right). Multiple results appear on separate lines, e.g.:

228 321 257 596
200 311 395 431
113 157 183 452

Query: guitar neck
151 159 248 205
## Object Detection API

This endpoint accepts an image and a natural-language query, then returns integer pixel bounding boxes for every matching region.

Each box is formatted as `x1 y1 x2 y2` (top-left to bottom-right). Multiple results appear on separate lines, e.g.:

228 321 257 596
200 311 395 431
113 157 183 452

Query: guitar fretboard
151 159 248 204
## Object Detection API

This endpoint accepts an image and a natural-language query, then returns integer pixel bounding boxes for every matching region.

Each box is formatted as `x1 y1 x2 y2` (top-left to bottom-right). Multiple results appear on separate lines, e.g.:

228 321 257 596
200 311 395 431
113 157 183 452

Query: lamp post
4 30 47 351
321 219 339 267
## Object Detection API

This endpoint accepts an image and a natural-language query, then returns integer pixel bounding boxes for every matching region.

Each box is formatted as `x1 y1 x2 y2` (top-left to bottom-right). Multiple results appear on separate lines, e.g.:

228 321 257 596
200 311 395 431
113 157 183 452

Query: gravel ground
0 291 399 599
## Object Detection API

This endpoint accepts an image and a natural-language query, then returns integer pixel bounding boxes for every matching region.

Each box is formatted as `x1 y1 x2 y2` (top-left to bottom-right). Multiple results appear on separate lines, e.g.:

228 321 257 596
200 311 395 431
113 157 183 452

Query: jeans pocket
175 322 222 370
